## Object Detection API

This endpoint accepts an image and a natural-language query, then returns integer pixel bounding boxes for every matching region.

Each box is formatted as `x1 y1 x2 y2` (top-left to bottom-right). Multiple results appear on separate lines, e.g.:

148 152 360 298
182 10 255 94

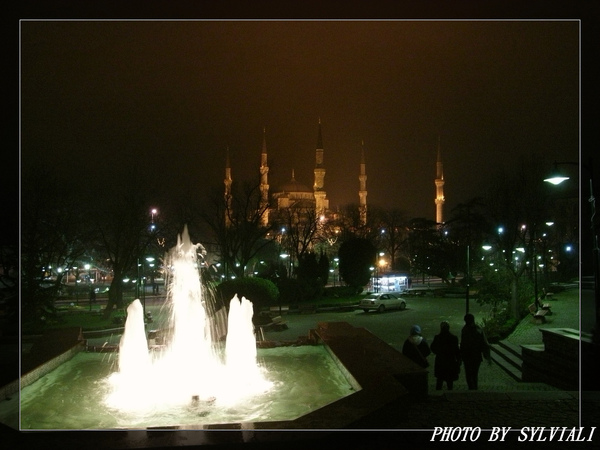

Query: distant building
225 119 368 226
225 121 446 225
435 137 445 225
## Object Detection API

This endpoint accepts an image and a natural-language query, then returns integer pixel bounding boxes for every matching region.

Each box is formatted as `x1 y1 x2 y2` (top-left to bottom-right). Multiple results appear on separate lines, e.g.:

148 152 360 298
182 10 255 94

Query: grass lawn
43 306 118 332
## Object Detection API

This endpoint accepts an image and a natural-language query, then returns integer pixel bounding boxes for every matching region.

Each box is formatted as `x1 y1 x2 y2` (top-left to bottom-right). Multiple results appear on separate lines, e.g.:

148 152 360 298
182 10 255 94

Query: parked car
359 292 406 313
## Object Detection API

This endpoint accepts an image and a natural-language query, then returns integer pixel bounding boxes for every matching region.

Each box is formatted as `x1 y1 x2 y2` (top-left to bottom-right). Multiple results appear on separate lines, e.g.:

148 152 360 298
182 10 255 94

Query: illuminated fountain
105 226 272 412
12 225 418 433
11 226 363 431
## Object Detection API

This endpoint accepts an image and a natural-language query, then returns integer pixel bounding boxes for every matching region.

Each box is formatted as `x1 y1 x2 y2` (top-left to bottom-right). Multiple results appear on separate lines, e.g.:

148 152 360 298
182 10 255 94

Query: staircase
489 340 524 381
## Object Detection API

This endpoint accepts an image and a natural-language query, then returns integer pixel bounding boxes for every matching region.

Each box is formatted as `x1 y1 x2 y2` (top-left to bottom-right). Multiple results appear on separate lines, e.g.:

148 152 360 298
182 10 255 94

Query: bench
259 315 288 333
269 305 289 316
528 303 548 324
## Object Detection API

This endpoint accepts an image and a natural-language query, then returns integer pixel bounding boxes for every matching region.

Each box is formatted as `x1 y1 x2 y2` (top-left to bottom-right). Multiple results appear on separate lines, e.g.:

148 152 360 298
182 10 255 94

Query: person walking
460 313 491 390
430 320 461 390
402 324 431 368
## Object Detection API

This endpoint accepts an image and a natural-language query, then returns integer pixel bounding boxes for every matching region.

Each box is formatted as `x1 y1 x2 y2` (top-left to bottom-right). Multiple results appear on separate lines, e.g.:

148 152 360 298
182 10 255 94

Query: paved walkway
434 287 581 393
399 287 599 434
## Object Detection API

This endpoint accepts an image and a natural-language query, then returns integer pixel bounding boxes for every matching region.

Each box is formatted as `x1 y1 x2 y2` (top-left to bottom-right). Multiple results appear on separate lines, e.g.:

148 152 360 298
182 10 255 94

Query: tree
273 206 321 275
335 203 391 243
406 218 451 282
89 178 158 318
378 208 410 271
480 152 553 318
296 251 329 301
338 238 376 292
443 198 488 283
21 164 88 325
200 180 275 279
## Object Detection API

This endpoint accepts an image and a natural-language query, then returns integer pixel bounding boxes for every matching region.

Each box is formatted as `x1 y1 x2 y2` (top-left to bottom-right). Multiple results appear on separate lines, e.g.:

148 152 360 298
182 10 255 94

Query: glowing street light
543 163 570 185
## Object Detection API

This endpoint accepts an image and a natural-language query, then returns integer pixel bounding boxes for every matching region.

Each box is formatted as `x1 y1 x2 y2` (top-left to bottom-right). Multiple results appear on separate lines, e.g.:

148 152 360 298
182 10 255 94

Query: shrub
338 238 376 291
480 306 518 343
323 285 358 298
215 277 279 310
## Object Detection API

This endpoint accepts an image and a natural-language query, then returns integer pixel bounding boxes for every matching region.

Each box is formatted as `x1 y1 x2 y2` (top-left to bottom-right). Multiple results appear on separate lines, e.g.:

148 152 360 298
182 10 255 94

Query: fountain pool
7 226 422 436
18 344 356 429
14 226 360 430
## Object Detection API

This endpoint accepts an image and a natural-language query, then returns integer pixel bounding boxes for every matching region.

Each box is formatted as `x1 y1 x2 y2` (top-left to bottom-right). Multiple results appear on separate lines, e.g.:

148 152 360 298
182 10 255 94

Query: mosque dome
277 170 312 194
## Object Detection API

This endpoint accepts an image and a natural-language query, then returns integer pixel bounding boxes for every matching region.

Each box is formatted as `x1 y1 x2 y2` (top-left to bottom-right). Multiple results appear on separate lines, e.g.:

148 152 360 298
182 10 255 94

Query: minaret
435 137 445 224
313 118 329 215
359 140 368 226
224 147 232 228
259 127 270 226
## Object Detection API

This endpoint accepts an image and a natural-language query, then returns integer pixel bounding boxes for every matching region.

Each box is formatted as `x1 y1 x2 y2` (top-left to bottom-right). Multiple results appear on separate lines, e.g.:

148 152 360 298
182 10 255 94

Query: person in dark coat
460 313 491 390
402 324 431 368
430 320 461 390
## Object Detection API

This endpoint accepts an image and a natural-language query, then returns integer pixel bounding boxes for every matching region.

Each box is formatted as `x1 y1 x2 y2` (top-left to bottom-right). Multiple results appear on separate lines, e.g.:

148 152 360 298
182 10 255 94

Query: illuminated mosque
224 119 445 226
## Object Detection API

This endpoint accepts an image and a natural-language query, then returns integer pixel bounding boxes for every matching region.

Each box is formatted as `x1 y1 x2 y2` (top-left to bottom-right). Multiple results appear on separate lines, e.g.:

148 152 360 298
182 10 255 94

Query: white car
359 292 406 313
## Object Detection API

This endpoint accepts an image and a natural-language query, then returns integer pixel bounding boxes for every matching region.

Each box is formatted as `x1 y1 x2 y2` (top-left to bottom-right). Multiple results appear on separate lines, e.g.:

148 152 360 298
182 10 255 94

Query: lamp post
136 258 140 299
143 256 155 318
331 257 339 287
150 208 158 232
545 159 599 342
465 244 470 314
280 253 289 278
532 228 539 310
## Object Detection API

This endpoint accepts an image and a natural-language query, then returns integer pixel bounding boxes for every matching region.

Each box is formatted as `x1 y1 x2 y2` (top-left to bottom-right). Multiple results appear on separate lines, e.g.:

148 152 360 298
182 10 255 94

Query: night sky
20 19 580 221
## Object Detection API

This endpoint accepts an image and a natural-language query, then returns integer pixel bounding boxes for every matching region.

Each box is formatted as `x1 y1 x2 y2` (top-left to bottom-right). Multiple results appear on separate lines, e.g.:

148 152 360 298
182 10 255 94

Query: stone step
490 342 523 370
490 342 523 381
490 353 522 381
497 339 522 358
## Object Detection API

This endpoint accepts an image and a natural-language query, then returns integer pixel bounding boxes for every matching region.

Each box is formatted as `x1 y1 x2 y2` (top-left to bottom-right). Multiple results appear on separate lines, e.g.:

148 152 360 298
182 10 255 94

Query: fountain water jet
104 226 272 412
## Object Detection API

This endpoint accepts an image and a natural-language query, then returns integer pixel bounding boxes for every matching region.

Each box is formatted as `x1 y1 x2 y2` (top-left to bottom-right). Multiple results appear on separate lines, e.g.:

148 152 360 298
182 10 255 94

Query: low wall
1 328 86 400
6 321 426 431
521 327 593 390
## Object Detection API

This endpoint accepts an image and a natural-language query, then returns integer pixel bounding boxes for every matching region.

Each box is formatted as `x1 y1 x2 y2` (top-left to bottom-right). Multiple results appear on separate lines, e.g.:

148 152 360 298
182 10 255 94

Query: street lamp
136 259 141 299
532 228 539 310
280 253 289 278
333 257 339 287
466 244 470 314
150 208 158 231
369 266 376 292
142 256 155 317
